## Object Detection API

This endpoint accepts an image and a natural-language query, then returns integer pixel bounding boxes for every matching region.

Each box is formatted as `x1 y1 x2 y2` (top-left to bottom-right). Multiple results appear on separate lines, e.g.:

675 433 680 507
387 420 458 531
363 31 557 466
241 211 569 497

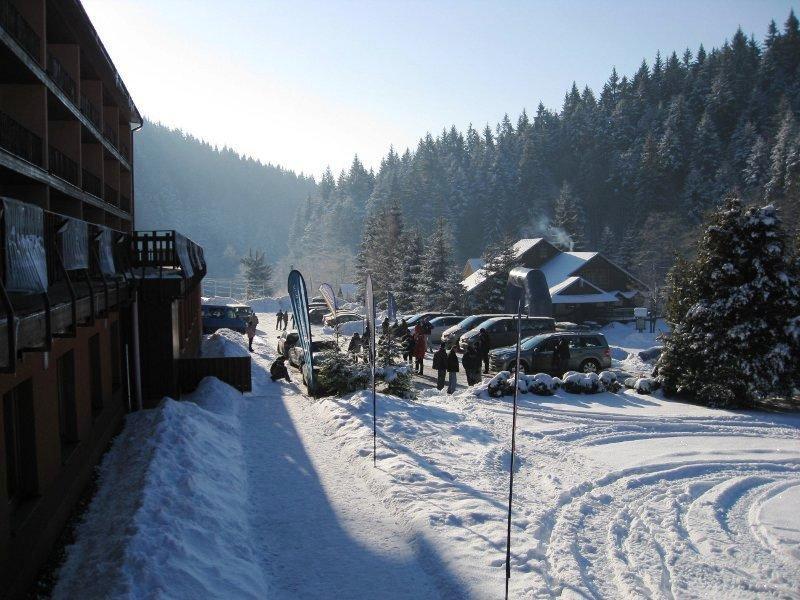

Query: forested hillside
290 13 800 292
134 120 317 277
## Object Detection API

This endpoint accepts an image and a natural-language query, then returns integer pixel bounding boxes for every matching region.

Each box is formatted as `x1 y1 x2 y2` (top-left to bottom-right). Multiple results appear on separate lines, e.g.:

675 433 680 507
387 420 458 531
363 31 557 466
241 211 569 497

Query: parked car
425 315 466 349
201 304 254 334
489 332 611 374
308 305 329 324
405 312 455 332
287 337 340 368
277 331 300 357
441 314 507 349
459 316 555 352
323 311 362 328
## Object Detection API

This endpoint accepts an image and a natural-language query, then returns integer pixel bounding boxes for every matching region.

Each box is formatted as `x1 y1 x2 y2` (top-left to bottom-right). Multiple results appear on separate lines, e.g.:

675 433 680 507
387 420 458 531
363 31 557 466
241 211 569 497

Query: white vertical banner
365 274 377 466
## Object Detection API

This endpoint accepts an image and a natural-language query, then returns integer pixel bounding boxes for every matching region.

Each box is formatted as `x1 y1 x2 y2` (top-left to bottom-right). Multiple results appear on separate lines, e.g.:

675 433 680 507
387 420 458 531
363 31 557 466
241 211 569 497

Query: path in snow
241 332 458 599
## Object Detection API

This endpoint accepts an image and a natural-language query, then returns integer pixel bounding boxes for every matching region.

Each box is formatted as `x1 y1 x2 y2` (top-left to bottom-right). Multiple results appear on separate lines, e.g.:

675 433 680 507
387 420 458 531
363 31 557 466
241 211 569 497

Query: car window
490 321 510 333
567 336 581 348
225 309 236 319
581 336 604 347
538 338 558 351
209 308 223 318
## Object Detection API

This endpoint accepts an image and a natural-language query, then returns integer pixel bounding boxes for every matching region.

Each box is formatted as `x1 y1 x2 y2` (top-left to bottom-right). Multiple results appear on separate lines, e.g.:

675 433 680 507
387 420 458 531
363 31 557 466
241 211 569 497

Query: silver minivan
489 332 612 374
459 316 555 352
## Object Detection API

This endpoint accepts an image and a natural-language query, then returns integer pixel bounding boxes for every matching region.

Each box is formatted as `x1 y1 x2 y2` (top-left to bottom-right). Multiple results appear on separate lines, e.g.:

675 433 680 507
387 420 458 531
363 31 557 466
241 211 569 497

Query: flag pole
504 299 522 599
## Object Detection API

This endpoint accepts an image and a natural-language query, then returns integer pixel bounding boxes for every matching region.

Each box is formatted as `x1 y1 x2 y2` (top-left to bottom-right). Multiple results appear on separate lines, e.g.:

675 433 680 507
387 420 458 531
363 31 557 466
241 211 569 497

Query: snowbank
201 328 250 357
600 319 669 349
53 378 270 599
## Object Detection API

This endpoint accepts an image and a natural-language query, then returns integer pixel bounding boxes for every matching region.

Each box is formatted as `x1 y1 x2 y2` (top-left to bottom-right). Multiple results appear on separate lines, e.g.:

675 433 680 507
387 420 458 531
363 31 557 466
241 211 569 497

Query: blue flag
288 270 315 394
387 292 397 322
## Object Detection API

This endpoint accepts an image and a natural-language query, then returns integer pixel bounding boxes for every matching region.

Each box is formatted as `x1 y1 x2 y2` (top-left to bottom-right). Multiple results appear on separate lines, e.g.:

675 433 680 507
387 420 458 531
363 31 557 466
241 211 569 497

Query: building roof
512 238 545 256
549 276 619 304
462 239 550 293
538 252 597 288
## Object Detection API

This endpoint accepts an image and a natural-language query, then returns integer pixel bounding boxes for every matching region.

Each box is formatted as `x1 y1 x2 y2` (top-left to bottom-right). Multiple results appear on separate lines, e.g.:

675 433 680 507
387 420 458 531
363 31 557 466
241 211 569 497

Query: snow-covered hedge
624 376 660 395
487 370 621 397
201 329 250 357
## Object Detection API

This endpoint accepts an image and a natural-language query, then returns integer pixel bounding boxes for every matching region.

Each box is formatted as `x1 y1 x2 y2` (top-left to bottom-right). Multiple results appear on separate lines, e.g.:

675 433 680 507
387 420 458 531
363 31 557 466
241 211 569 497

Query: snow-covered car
425 315 466 349
489 332 611 374
441 314 507 349
459 316 555 352
277 331 299 357
322 312 362 327
287 338 340 368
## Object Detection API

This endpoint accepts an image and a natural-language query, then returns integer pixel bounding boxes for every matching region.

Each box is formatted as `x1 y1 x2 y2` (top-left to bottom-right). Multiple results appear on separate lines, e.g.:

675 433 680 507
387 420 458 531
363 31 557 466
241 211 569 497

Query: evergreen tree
659 199 799 405
239 249 273 297
414 218 463 311
472 235 519 312
552 181 587 250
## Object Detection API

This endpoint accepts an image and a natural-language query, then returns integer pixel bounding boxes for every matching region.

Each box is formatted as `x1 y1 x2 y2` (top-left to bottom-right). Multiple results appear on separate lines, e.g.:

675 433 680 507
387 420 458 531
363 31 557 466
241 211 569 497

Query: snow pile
338 319 366 336
53 378 270 599
201 328 250 357
601 320 670 375
247 295 290 313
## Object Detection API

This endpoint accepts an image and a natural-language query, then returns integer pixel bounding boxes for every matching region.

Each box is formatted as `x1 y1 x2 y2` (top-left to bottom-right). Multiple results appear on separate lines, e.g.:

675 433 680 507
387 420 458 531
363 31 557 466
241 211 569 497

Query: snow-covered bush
562 372 587 394
487 371 511 397
633 378 657 395
315 350 415 399
696 383 737 408
528 373 557 396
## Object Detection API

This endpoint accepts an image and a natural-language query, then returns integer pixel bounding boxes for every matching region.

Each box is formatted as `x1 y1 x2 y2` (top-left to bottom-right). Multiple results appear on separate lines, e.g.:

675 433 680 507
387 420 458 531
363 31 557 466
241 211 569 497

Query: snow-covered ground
54 314 799 599
601 319 669 375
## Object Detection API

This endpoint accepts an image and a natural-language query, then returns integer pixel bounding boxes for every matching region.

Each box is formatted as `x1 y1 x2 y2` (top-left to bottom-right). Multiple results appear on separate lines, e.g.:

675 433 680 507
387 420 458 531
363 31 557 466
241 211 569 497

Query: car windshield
430 316 456 326
521 334 552 350
457 315 492 330
405 314 421 324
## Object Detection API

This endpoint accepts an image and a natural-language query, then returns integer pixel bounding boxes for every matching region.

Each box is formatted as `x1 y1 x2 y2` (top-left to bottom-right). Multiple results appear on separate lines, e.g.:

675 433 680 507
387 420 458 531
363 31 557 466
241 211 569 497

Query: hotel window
89 334 103 417
3 379 37 506
57 351 78 460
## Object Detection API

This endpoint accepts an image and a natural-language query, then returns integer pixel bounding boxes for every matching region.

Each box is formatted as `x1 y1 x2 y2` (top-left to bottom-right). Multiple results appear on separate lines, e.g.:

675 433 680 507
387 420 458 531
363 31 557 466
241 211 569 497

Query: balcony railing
0 0 40 61
104 184 118 207
0 109 43 166
48 146 79 185
132 230 206 281
120 195 131 214
46 51 76 101
81 169 102 198
80 94 101 129
103 123 118 148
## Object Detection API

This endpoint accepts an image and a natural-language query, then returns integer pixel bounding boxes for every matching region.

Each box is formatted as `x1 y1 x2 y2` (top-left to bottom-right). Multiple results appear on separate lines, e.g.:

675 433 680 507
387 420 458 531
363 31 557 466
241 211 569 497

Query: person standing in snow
275 309 283 330
478 328 491 374
432 343 447 390
246 314 259 352
553 337 571 375
412 323 426 374
270 355 291 382
381 317 390 336
347 332 362 362
446 347 459 394
290 312 295 329
462 345 481 385
283 310 289 330
402 331 414 364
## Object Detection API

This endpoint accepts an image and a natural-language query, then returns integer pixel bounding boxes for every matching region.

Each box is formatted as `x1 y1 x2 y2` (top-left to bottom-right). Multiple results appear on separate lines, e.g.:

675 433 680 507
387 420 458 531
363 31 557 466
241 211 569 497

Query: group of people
275 309 294 330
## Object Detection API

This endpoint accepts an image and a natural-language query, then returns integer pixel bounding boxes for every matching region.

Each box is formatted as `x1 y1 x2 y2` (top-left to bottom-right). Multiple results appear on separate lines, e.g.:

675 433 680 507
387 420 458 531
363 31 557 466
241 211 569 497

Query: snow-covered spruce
658 200 800 406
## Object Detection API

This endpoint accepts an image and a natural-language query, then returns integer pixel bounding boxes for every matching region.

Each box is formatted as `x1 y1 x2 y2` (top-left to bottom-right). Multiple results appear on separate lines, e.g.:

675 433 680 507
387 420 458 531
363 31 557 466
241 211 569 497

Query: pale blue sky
83 0 795 178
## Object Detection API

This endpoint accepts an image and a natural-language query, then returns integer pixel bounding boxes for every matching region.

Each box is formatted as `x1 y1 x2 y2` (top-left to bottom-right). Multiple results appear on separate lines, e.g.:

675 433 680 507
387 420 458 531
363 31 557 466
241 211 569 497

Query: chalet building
462 238 648 323
0 2 206 596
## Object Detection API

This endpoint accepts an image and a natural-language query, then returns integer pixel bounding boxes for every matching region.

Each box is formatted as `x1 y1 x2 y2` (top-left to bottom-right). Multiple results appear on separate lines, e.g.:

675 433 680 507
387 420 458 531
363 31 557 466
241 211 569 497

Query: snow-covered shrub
528 373 556 396
633 377 660 395
599 371 623 393
583 372 602 393
488 371 511 397
315 351 370 396
562 372 586 394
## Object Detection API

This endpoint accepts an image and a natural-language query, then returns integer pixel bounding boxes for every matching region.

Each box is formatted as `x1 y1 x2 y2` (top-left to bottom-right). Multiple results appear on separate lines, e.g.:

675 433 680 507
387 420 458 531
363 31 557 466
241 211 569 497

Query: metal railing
0 109 43 165
48 146 79 185
81 169 102 197
0 0 40 61
201 278 269 301
46 51 76 101
80 94 101 128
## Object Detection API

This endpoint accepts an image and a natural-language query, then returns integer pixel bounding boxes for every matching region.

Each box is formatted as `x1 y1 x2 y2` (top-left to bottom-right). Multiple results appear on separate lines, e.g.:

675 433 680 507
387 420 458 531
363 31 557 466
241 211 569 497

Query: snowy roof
462 268 489 292
548 276 602 296
538 252 597 287
512 238 544 257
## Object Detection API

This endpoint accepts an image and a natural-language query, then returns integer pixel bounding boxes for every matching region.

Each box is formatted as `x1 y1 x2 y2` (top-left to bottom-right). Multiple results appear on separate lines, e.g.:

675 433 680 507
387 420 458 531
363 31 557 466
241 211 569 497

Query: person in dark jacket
462 346 481 385
446 348 459 394
402 332 414 363
553 337 571 375
381 317 390 336
276 309 283 330
283 310 289 330
290 312 295 329
432 343 447 390
347 332 362 362
478 328 491 374
270 355 291 382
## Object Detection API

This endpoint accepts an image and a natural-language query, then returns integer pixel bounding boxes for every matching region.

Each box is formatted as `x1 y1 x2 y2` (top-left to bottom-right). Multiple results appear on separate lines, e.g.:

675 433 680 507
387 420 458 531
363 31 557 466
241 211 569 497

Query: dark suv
489 332 611 374
459 316 555 352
